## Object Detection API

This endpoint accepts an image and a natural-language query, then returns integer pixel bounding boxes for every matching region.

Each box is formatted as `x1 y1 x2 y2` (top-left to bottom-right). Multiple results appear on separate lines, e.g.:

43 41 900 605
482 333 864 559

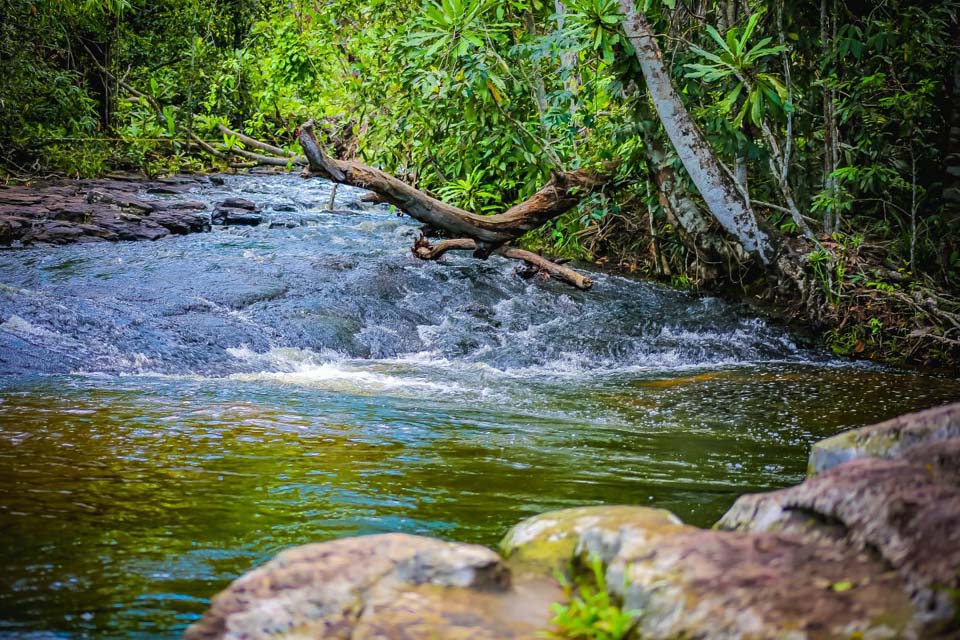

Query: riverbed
1 173 957 638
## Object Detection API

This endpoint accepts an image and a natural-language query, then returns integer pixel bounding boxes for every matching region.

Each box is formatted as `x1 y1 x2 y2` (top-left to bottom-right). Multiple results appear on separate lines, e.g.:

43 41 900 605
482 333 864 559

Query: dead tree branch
411 235 593 290
297 119 615 261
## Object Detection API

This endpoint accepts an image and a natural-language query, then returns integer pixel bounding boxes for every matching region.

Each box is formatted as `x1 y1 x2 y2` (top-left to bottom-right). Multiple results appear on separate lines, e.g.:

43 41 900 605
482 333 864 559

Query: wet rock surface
188 402 960 639
807 400 960 474
0 176 216 245
719 402 960 631
0 175 313 245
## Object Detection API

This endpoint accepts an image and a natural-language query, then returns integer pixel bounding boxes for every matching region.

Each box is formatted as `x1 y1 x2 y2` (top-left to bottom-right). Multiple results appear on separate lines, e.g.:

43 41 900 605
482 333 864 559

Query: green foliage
546 557 639 640
565 0 629 64
685 10 788 127
808 247 839 306
436 168 504 213
1 0 958 369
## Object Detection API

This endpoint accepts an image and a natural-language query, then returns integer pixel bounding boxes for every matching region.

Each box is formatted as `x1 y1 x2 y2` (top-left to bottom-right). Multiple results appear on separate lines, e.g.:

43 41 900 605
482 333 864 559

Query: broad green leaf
705 25 730 54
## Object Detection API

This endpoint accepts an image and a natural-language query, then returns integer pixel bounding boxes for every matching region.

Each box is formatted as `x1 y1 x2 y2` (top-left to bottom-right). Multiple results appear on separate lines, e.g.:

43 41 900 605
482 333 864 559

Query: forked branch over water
295 119 612 289
411 235 593 289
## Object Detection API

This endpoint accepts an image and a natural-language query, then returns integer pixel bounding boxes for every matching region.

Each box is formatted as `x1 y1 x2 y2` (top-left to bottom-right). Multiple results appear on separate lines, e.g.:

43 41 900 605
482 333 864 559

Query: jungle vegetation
1 0 958 366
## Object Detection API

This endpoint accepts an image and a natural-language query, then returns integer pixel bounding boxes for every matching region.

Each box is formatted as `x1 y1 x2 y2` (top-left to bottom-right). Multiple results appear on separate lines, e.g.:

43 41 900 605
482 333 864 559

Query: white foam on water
222 346 472 397
379 348 802 382
0 314 58 338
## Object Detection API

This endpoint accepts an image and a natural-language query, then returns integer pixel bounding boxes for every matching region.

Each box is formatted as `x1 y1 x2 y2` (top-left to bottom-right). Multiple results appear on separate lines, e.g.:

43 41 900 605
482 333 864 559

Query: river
0 173 957 638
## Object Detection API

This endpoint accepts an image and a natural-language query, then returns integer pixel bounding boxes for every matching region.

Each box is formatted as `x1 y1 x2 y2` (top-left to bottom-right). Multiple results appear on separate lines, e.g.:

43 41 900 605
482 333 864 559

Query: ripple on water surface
0 173 958 639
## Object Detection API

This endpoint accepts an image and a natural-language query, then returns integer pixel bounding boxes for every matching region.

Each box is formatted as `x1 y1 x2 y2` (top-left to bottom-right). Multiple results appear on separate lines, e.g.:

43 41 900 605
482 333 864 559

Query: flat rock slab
218 197 258 211
0 178 213 245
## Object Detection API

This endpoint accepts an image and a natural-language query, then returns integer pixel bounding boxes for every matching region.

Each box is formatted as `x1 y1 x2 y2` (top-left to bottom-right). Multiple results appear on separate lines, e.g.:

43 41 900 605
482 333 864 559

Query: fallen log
297 120 614 261
216 123 302 160
96 87 613 289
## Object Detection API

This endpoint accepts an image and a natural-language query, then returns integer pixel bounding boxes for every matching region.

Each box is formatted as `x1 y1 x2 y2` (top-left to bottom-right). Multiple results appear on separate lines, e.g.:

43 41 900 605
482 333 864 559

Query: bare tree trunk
821 0 839 234
618 1 775 264
554 0 579 114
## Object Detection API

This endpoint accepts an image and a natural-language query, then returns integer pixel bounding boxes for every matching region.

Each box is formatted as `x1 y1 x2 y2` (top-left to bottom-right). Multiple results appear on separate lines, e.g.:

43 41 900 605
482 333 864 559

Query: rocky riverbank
185 402 960 640
0 175 276 246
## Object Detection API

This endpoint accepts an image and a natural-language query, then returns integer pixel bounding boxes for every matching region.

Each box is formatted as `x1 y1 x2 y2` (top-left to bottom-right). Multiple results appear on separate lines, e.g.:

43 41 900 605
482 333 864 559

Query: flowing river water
0 173 957 638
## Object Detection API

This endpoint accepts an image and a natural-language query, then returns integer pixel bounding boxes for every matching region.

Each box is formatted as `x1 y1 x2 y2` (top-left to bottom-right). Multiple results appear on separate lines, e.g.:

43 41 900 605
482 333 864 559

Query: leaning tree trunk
617 1 776 265
296 121 613 289
616 2 833 322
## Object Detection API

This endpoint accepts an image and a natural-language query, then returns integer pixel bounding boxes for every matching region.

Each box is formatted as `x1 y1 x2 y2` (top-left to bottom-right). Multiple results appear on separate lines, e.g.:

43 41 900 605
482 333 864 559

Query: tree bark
412 236 593 289
618 1 775 264
645 135 747 284
297 119 613 257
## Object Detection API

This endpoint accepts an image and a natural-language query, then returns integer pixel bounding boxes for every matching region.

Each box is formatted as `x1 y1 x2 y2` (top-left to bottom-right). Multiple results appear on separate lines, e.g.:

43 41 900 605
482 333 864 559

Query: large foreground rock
502 507 918 639
720 403 960 631
184 533 557 640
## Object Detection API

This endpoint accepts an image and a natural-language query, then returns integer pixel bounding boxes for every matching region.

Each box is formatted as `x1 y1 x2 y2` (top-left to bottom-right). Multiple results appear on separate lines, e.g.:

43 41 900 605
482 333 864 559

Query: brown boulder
183 533 555 640
718 457 960 626
615 529 917 640
808 402 960 475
